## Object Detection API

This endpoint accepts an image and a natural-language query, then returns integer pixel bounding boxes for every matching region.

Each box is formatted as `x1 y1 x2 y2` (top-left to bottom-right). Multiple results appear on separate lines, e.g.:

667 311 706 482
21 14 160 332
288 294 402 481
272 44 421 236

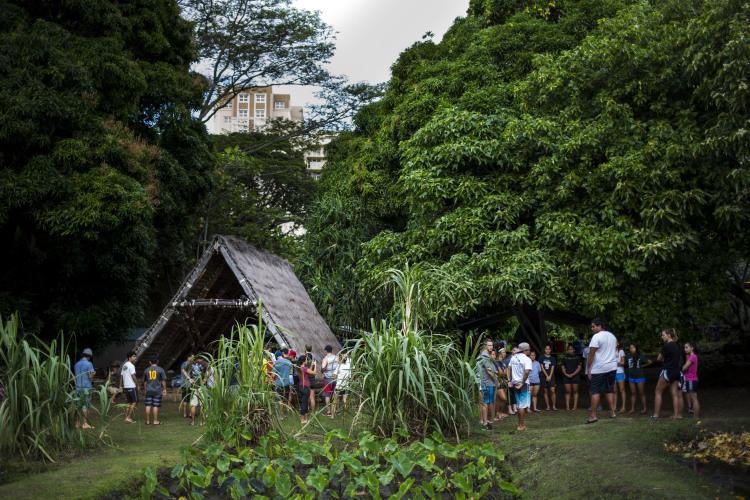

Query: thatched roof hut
133 235 340 371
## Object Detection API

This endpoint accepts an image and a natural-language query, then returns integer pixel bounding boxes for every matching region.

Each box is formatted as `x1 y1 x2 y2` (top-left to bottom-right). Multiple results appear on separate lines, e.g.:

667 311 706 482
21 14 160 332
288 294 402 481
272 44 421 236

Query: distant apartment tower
304 135 333 180
206 86 304 134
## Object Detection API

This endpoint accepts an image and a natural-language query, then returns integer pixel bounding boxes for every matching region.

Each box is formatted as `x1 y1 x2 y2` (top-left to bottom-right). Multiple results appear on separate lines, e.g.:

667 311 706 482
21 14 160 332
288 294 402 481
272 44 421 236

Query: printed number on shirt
149 371 157 380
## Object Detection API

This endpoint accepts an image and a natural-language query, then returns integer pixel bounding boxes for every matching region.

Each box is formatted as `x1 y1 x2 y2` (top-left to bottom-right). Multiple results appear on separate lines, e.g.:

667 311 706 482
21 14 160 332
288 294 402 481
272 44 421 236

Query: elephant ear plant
0 314 113 462
349 268 478 439
197 314 281 447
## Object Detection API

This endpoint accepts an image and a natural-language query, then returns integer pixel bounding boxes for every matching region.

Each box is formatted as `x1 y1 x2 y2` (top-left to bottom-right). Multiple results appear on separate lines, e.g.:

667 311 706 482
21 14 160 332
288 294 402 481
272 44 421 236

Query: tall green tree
0 0 213 344
302 0 750 348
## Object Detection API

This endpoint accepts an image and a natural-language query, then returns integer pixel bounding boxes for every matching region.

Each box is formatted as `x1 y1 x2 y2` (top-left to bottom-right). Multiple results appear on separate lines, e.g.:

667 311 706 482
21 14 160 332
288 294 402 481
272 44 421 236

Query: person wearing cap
74 348 96 429
121 351 138 423
509 342 533 431
143 357 167 425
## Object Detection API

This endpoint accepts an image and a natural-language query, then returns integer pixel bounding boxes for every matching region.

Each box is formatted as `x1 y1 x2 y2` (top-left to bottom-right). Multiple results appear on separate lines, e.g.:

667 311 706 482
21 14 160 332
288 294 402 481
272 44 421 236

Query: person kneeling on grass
143 357 167 425
509 343 532 431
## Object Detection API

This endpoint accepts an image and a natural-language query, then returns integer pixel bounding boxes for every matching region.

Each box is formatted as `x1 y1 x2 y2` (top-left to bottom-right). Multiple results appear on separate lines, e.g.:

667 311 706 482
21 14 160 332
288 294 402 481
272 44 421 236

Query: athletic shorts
76 389 92 409
322 379 336 395
541 377 556 388
615 372 626 382
529 382 540 386
659 369 681 383
481 386 496 405
512 384 531 409
682 380 698 393
144 394 162 407
590 371 616 395
124 388 138 404
628 377 646 384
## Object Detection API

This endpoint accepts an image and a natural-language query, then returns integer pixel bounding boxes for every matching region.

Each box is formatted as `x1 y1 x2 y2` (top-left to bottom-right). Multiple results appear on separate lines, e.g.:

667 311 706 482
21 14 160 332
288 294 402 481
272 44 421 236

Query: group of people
269 344 352 424
476 318 702 431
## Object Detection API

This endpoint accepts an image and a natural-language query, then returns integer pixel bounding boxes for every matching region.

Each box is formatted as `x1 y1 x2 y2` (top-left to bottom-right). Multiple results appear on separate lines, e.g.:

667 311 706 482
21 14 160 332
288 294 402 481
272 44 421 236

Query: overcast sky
278 0 468 107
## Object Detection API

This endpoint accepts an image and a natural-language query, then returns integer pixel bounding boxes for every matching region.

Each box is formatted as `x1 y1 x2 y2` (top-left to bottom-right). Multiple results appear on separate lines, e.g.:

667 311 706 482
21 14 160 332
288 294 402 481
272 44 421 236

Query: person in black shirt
625 342 651 414
560 344 583 411
539 344 558 411
653 329 683 418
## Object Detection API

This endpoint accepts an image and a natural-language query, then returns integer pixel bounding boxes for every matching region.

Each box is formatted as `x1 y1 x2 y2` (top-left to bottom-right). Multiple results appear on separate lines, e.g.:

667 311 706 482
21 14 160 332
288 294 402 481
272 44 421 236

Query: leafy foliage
665 431 750 467
302 0 750 344
148 429 518 498
0 315 113 462
196 319 281 447
0 1 213 343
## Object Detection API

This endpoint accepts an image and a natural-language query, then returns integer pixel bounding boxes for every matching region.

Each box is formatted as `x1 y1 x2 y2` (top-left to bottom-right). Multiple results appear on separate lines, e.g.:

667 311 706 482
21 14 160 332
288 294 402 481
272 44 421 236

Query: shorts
659 369 681 383
682 380 698 393
512 384 531 409
322 379 336 395
481 386 496 405
530 382 540 386
275 385 290 399
76 389 92 409
124 388 138 404
563 376 580 385
190 392 201 407
615 372 626 382
541 377 556 389
144 394 162 407
590 371 616 395
628 377 646 384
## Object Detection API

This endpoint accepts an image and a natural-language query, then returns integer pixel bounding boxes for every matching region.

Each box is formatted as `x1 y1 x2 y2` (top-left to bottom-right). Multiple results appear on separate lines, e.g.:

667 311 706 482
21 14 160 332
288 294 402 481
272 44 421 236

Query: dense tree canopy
0 0 213 344
301 0 750 347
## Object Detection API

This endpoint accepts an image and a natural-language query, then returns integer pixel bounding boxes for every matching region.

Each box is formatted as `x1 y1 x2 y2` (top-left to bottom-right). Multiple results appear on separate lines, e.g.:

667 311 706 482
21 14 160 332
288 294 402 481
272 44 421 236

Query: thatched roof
133 235 339 371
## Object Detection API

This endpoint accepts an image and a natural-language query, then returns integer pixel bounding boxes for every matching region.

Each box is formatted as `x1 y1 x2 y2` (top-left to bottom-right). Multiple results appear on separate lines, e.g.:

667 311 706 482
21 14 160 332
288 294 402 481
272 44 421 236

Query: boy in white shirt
509 343 533 431
585 318 618 423
121 351 138 423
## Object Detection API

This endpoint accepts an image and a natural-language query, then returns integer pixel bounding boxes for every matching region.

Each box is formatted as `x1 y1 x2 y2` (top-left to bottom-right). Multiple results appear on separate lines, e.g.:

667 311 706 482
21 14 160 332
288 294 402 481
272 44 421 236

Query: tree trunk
515 304 547 354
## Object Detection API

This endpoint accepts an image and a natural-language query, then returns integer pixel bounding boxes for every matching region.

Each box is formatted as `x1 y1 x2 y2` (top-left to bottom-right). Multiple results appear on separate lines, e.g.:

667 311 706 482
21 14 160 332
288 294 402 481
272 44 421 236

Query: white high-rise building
206 86 304 134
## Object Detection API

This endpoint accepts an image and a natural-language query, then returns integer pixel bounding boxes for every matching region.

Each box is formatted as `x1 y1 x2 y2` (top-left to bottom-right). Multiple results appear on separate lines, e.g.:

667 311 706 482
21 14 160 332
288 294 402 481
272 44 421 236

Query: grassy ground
1 387 748 499
0 401 201 499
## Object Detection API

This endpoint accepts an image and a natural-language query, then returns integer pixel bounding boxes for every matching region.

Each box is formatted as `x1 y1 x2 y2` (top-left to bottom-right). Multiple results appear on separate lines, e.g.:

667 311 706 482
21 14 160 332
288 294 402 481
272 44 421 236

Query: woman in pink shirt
681 342 700 418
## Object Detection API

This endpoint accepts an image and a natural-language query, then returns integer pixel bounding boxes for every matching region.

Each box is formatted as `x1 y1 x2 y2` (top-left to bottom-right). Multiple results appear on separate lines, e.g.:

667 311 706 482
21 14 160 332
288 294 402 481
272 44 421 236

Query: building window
224 116 232 122
255 109 266 119
239 109 248 118
255 93 266 104
274 101 285 109
238 93 249 103
224 100 233 109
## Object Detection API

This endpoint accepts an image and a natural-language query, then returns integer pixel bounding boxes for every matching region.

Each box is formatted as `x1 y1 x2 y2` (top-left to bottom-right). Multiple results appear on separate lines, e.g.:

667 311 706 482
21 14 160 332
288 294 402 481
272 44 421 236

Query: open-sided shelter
132 235 340 371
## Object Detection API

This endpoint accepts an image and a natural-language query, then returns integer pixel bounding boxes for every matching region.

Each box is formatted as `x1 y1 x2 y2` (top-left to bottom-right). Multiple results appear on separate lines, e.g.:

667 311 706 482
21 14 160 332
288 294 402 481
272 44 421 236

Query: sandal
585 418 598 424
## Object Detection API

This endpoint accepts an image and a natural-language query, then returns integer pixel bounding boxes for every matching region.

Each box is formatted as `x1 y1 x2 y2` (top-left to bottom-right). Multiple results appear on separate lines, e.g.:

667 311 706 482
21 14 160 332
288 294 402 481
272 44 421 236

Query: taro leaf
341 454 363 474
451 472 473 493
171 463 185 479
275 472 292 497
379 465 395 486
499 479 521 496
391 478 415 500
217 455 231 473
365 471 382 499
295 449 314 465
295 474 309 493
262 464 278 487
306 467 330 493
249 477 267 494
431 474 447 492
437 443 459 459
391 452 416 477
358 432 379 454
325 428 349 442
229 478 248 500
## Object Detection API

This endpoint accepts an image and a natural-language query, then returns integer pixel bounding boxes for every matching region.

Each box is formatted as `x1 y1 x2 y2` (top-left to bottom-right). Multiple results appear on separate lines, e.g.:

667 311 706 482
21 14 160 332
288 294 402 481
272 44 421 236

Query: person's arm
642 355 653 368
549 359 556 379
571 360 582 377
519 367 530 388
161 371 167 395
561 362 570 377
681 356 692 373
586 347 598 378
540 363 550 379
619 352 625 368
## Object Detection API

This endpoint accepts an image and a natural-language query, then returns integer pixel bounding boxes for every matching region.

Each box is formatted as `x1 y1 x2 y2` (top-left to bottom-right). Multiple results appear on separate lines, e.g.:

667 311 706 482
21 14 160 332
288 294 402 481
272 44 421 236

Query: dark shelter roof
133 235 340 371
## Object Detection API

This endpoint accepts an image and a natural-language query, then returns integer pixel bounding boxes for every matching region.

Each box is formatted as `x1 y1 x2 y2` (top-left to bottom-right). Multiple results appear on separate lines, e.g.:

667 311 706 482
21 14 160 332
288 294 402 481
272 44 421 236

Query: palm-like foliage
198 317 281 446
350 269 477 439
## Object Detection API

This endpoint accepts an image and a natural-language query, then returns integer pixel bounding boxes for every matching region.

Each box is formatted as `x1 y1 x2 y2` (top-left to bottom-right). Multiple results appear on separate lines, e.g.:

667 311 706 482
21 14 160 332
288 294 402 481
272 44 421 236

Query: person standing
682 342 700 418
528 351 542 413
494 349 510 419
272 349 293 410
614 343 627 413
321 345 338 417
142 357 167 426
585 318 618 423
561 344 583 411
539 344 558 411
509 343 532 431
304 345 319 413
625 342 651 414
74 348 96 429
297 355 314 424
180 354 193 418
476 339 499 429
653 328 683 419
121 351 138 423
331 352 351 418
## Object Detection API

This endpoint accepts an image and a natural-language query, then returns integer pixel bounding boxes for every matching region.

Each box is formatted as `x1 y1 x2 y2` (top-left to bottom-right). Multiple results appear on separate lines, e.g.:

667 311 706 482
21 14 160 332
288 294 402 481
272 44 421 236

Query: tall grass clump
0 314 111 461
350 269 477 439
198 316 280 447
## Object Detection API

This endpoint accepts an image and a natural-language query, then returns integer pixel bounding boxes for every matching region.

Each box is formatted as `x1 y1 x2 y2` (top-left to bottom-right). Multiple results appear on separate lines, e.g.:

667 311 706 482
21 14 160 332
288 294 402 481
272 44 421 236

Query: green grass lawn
1 387 748 499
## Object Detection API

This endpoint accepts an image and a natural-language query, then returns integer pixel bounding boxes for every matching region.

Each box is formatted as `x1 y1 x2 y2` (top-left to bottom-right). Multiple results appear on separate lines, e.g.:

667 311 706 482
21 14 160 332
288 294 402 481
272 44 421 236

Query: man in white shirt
509 342 533 431
121 351 138 423
585 318 618 423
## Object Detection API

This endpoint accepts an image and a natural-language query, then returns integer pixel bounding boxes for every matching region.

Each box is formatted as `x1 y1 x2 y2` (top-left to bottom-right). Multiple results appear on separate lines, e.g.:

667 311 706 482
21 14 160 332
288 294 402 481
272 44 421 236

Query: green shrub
349 268 477 439
158 429 519 498
0 314 112 461
196 317 280 447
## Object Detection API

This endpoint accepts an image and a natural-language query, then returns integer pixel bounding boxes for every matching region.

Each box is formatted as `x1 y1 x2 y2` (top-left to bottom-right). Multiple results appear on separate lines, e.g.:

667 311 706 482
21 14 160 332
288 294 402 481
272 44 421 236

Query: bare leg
564 385 571 410
606 392 616 417
669 382 682 418
190 405 197 425
145 406 152 424
628 383 637 413
689 392 700 418
638 382 647 414
653 378 668 417
572 385 579 410
550 387 557 410
153 407 160 425
589 393 600 421
517 408 527 430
